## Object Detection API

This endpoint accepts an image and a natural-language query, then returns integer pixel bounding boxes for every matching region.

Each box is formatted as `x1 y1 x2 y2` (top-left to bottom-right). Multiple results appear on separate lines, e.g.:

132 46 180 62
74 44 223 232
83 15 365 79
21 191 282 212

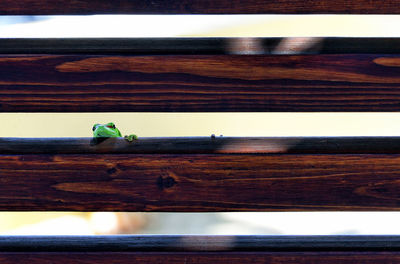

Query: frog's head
92 122 121 138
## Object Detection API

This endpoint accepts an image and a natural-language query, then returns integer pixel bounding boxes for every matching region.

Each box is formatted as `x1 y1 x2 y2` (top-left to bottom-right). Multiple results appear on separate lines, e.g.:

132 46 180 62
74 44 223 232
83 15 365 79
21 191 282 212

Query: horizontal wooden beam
2 153 400 211
0 38 227 55
1 235 400 252
3 53 400 111
2 137 400 154
2 252 400 264
0 236 400 263
0 0 400 14
2 38 400 55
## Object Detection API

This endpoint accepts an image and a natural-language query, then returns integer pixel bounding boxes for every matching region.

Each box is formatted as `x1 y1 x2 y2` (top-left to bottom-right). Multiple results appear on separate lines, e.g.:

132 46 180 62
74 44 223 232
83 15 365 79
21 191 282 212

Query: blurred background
1 15 400 235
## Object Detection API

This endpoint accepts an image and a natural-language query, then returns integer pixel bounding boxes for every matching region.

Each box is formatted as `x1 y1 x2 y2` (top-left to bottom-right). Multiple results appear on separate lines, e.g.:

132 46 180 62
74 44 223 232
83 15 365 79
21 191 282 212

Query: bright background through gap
1 15 400 37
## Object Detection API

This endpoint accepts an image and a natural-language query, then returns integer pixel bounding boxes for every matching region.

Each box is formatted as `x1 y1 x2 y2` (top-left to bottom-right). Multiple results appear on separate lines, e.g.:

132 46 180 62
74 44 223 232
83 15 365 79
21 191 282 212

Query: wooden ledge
2 236 400 263
1 137 400 154
1 235 400 252
1 38 400 54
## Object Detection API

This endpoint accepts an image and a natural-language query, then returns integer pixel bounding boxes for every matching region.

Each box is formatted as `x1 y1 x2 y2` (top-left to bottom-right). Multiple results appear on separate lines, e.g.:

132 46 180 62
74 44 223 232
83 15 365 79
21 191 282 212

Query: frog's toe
124 134 138 142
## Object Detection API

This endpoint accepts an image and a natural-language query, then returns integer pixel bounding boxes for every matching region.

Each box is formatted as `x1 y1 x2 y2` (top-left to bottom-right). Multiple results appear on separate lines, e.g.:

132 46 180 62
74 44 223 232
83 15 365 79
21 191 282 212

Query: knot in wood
157 176 177 190
107 167 117 175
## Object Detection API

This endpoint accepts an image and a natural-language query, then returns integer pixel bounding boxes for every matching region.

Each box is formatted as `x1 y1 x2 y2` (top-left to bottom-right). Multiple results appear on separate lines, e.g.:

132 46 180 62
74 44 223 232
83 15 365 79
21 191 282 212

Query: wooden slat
0 38 227 55
0 0 400 14
1 235 400 251
3 53 400 112
2 137 400 154
2 38 400 55
0 236 400 263
2 153 400 211
1 252 400 264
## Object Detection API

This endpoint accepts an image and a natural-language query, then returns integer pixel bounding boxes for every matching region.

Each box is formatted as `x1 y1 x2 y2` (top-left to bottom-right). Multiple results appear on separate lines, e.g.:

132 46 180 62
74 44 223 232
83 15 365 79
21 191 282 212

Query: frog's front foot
124 134 138 142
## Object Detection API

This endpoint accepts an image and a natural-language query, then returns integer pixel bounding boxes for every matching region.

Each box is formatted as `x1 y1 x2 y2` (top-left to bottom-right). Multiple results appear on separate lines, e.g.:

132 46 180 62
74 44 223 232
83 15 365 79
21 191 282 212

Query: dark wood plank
2 235 400 252
3 53 400 111
1 236 400 263
1 153 400 211
1 252 400 264
2 137 400 154
0 38 227 55
2 38 400 55
1 0 400 14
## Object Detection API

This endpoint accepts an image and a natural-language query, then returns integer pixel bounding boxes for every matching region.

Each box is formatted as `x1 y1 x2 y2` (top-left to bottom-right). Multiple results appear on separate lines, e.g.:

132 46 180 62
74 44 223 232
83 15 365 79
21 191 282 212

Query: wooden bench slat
1 137 400 154
1 235 400 251
0 236 400 263
0 0 399 14
2 38 400 55
1 252 400 264
1 152 400 211
0 38 227 55
2 53 400 112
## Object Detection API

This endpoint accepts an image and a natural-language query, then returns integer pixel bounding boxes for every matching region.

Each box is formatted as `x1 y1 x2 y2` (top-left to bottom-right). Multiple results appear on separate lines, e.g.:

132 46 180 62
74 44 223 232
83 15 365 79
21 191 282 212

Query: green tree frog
92 122 138 142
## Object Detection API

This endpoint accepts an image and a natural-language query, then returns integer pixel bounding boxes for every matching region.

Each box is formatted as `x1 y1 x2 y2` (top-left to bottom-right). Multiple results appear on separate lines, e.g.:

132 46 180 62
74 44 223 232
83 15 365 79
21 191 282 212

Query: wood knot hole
107 167 117 175
157 176 177 190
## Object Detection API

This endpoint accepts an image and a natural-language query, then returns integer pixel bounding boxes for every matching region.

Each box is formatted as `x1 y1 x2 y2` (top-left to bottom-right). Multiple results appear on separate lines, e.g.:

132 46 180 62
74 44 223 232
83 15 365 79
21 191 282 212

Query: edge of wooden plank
0 0 400 15
2 38 400 54
1 137 400 154
0 235 400 252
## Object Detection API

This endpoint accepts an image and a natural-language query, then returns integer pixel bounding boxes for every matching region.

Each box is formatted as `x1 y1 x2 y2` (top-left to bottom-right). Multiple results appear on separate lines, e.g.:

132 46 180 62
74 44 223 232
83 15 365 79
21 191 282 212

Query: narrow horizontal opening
1 15 400 38
2 113 400 137
0 212 399 235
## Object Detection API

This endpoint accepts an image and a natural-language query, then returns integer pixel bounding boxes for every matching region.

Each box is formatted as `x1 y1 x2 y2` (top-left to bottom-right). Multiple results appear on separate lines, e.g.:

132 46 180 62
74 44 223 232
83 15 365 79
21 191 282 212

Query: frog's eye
92 124 99 131
107 124 116 129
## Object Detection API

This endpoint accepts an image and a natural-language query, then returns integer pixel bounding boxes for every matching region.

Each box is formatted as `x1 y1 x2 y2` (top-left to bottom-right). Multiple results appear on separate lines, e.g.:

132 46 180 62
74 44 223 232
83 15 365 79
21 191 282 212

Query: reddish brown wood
2 54 400 112
0 0 399 14
1 154 400 211
0 252 400 264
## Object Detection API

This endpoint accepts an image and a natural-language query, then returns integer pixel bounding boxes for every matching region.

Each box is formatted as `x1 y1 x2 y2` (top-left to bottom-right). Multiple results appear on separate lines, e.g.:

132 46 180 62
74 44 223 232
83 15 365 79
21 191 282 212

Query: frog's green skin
92 122 137 142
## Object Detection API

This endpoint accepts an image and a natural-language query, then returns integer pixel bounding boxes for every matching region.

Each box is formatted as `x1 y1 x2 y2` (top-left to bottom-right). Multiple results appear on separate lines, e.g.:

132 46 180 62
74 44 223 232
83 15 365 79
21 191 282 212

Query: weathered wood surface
2 137 400 154
0 0 399 14
1 153 400 211
1 252 400 264
1 235 400 251
3 54 400 111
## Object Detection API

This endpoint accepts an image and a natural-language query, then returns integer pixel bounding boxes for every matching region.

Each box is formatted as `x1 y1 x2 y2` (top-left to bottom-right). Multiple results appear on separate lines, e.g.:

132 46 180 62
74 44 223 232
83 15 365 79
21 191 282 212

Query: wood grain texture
3 54 400 111
0 0 400 14
2 137 400 154
2 252 400 264
1 154 400 211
